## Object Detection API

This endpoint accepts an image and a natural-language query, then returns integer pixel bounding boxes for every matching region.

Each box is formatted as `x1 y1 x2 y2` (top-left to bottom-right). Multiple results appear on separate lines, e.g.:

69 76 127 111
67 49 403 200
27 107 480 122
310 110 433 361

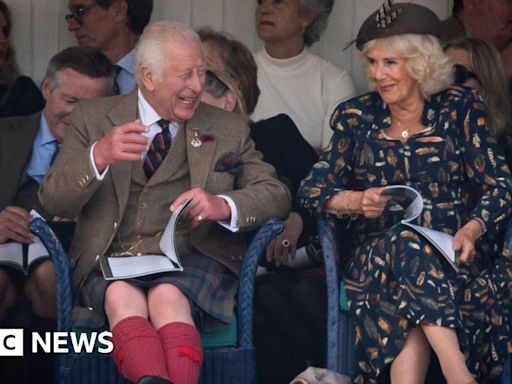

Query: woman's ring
281 239 290 247
196 215 204 222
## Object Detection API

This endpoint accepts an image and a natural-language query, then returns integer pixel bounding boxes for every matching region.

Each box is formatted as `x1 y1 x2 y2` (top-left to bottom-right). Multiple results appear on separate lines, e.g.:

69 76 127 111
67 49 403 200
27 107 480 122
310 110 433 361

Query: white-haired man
40 21 290 384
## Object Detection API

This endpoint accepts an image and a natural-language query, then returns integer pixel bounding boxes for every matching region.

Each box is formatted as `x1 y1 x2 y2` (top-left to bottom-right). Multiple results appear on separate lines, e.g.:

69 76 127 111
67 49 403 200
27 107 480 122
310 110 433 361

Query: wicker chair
29 217 284 384
317 217 512 383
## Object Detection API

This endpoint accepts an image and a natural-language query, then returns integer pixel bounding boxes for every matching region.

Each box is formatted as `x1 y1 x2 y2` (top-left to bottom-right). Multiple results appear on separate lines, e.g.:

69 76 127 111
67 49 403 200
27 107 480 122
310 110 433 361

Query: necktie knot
112 65 122 95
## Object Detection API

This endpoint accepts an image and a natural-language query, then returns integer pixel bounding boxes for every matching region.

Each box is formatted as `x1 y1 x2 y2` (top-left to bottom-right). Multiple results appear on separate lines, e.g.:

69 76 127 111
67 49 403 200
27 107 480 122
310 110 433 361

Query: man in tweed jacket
40 21 290 384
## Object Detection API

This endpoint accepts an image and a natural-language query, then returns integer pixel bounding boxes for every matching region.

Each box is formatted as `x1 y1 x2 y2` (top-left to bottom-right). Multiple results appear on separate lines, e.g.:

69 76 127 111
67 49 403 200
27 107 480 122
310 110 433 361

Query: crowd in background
1 0 512 384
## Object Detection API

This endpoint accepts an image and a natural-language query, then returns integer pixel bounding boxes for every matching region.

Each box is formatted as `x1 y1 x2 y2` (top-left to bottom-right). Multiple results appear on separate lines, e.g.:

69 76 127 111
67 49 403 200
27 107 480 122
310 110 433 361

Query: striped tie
143 119 172 178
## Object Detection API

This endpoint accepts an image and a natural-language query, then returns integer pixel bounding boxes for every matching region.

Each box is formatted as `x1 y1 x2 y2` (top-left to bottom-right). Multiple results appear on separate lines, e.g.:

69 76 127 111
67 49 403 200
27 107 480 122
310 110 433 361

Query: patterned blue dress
298 87 512 383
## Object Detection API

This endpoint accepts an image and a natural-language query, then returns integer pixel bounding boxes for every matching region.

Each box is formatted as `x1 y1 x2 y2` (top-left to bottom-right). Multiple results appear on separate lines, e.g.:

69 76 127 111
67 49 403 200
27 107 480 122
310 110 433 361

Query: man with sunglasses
66 0 153 95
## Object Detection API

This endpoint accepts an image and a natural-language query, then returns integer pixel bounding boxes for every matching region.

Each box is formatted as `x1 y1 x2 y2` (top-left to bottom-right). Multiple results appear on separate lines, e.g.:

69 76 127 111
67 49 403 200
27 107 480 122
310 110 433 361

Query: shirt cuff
90 142 109 180
217 195 239 232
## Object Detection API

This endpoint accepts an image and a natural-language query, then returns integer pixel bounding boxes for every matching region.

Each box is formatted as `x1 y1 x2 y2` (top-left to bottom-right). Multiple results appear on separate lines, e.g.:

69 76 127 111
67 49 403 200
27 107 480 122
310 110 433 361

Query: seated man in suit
39 21 291 384
0 45 113 383
0 46 114 321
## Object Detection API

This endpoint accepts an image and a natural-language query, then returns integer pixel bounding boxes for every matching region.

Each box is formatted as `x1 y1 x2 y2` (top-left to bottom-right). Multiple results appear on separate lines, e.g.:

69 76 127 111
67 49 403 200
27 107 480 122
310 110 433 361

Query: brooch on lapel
191 130 202 148
214 152 243 175
190 130 215 148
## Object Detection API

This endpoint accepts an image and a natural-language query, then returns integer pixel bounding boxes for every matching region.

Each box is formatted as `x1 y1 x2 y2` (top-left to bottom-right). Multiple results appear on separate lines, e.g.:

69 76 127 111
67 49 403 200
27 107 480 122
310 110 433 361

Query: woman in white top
252 0 355 150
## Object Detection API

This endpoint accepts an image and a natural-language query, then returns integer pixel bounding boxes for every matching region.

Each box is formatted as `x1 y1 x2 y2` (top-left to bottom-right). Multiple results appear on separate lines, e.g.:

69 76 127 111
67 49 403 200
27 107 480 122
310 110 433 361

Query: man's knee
24 260 57 301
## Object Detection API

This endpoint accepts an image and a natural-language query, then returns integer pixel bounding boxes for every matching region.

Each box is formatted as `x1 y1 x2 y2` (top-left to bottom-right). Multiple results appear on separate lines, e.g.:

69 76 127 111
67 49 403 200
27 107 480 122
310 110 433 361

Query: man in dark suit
66 0 153 94
40 21 290 384
0 46 113 384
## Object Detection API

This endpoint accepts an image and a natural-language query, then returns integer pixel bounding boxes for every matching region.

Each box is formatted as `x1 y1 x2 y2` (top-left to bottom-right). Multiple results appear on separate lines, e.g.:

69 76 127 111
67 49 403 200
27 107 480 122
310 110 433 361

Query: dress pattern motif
298 88 512 383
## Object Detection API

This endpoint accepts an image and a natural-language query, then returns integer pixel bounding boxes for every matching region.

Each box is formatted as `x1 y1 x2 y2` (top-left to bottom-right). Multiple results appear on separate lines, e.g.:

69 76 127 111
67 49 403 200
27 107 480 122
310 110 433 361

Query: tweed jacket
39 92 291 289
0 112 41 211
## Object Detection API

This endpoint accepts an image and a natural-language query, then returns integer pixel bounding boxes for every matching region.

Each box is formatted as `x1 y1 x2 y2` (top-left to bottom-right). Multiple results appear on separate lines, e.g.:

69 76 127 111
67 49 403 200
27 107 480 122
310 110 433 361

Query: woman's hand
452 220 482 263
266 212 303 267
359 187 392 218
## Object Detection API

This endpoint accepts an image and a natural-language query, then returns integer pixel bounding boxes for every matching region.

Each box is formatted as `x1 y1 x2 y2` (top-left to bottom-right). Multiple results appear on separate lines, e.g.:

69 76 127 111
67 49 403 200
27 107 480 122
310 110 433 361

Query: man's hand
171 188 231 228
0 206 32 244
266 212 303 267
93 119 149 173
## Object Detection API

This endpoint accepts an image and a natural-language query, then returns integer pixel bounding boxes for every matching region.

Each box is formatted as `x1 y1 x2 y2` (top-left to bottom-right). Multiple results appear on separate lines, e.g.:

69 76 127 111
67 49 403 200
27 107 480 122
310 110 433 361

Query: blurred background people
0 1 44 118
66 0 153 94
251 0 355 150
444 37 512 165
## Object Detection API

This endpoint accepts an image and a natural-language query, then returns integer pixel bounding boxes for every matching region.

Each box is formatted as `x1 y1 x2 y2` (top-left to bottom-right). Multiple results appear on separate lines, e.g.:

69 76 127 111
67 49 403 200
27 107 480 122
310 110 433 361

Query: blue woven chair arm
29 218 73 332
237 218 284 350
318 217 341 372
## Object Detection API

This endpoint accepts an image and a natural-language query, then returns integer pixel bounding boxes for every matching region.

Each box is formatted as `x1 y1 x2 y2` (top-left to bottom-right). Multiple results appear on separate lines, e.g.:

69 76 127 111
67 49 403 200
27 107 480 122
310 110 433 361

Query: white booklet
0 209 50 276
99 199 192 280
380 185 459 272
0 235 50 276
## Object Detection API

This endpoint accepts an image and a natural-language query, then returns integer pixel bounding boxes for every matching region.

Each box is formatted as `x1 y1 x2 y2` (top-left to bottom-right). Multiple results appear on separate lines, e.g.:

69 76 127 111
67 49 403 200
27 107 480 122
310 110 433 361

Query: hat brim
356 3 441 50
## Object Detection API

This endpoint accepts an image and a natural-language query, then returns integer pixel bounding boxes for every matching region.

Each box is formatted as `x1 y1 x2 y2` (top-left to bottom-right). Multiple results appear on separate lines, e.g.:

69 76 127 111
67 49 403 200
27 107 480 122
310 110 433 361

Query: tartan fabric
73 252 238 331
143 119 172 178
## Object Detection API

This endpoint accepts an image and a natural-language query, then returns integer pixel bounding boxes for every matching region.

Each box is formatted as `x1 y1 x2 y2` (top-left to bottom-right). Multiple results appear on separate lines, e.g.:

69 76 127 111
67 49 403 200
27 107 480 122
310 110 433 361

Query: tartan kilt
72 252 238 331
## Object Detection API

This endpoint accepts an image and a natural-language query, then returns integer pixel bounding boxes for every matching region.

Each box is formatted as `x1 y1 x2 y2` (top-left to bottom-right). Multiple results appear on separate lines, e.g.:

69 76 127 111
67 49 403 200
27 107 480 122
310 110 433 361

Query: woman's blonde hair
444 38 511 138
361 34 453 99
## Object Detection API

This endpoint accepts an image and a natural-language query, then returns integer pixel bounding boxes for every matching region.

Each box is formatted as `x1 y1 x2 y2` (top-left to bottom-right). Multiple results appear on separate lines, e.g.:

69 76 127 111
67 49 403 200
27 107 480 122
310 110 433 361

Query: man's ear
112 0 128 23
41 77 50 101
223 91 238 112
139 66 155 91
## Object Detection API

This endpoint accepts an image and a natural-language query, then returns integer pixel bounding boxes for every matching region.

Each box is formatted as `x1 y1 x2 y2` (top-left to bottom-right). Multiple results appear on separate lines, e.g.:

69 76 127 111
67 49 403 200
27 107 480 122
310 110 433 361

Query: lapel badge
191 129 202 148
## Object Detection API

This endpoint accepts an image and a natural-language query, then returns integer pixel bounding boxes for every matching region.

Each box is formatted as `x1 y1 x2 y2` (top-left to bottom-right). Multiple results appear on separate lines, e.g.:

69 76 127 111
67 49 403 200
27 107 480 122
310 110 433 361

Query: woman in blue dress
297 2 512 384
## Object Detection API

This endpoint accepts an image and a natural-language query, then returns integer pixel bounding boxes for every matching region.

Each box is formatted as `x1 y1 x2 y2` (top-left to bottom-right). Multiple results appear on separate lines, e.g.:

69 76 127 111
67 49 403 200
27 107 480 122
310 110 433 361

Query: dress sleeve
297 103 356 216
458 91 512 234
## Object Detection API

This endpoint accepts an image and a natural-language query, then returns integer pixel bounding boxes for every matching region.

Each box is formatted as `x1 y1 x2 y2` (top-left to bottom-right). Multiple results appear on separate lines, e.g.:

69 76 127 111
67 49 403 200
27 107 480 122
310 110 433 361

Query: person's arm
297 101 356 216
171 114 291 232
454 89 512 261
458 89 512 235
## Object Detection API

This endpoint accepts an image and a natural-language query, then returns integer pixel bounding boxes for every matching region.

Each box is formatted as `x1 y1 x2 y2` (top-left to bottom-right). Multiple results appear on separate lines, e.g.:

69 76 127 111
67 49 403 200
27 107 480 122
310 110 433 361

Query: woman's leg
149 283 203 384
390 327 431 384
105 281 169 383
421 325 474 384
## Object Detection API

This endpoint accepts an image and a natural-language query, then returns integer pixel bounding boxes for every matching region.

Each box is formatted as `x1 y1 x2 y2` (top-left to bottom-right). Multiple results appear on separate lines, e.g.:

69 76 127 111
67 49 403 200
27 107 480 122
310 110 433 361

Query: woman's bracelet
473 217 487 239
332 191 350 219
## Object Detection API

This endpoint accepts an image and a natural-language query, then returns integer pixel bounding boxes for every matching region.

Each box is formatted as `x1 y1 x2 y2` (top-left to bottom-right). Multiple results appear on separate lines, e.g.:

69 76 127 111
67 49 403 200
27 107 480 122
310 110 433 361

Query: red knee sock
158 321 203 384
111 316 169 382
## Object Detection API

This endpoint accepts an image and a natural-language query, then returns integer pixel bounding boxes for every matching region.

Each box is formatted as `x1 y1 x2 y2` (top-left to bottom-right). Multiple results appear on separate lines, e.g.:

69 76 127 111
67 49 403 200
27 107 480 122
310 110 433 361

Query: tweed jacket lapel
185 103 217 189
106 92 138 215
0 112 40 208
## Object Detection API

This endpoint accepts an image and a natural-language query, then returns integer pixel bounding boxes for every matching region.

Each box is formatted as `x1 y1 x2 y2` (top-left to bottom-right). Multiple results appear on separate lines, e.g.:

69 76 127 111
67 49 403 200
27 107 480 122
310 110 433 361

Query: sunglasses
453 64 479 85
64 4 98 24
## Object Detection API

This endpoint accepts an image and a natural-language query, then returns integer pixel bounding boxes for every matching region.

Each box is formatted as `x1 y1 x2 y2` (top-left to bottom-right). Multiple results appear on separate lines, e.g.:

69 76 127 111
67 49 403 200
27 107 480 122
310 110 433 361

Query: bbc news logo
0 329 113 356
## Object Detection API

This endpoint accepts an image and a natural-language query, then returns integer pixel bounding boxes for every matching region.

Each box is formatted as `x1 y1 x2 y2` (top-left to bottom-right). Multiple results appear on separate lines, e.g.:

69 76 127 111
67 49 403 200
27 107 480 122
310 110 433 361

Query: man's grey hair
300 0 335 46
135 21 201 86
46 46 114 91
